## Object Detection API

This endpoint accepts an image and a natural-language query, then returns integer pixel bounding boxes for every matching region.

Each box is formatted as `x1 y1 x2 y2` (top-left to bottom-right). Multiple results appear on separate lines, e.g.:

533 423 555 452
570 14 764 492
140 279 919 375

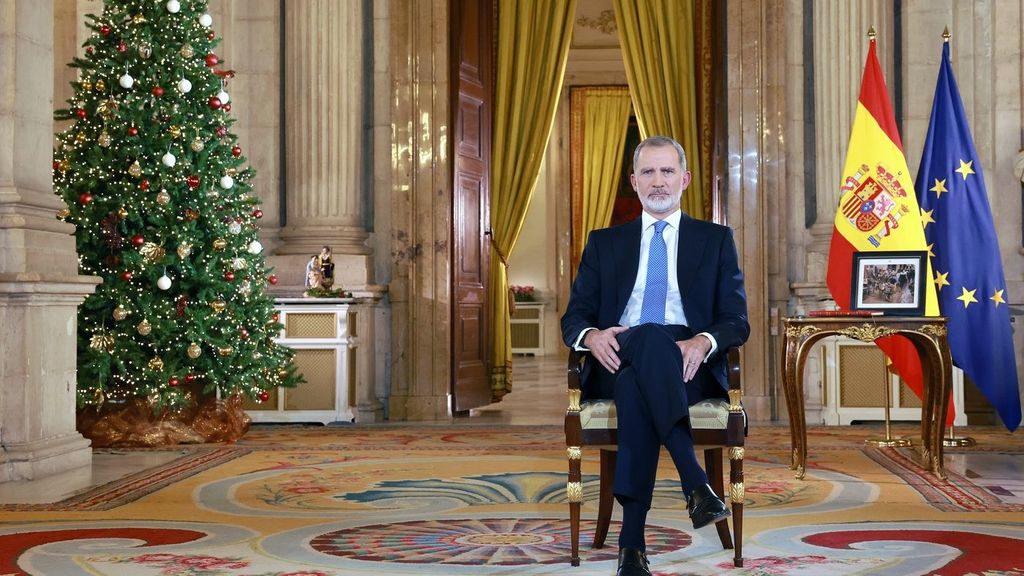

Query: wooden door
450 0 493 413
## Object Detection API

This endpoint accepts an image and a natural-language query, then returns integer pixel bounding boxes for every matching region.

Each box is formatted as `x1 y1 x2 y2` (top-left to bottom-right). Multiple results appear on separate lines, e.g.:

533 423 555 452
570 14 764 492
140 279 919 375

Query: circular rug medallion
310 517 691 565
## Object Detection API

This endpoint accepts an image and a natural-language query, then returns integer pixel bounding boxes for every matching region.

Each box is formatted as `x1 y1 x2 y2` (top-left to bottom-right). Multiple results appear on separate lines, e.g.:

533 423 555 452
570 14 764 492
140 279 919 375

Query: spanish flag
825 34 947 421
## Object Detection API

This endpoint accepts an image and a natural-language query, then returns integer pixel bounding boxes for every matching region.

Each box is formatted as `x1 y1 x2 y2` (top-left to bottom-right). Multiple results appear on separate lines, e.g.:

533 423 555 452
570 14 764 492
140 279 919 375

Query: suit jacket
561 213 750 399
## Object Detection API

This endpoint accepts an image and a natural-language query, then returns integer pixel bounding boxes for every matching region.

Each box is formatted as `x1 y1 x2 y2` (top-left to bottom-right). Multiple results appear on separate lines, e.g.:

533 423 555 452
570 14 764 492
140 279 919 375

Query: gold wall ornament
140 242 166 263
785 325 821 338
566 481 583 503
89 333 115 352
838 323 897 342
187 342 202 358
567 446 581 461
730 482 745 502
148 356 164 371
218 345 234 357
136 319 152 335
210 299 227 313
568 389 581 412
112 305 128 320
729 447 745 460
920 324 948 337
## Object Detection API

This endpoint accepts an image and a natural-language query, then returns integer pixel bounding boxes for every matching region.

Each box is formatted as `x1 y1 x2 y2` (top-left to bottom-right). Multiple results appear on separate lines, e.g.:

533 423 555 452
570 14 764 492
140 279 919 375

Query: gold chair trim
567 481 583 502
728 389 742 412
730 482 744 502
729 447 745 460
567 446 581 461
568 389 581 413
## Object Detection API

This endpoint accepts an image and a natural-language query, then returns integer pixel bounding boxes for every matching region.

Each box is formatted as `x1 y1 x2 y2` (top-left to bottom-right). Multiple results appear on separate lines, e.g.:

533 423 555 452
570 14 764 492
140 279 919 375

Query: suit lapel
677 213 708 305
615 218 642 315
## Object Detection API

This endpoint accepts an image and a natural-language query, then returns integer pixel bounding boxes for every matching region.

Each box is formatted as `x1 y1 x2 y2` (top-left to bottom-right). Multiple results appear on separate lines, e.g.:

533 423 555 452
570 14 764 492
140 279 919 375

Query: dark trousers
611 323 725 507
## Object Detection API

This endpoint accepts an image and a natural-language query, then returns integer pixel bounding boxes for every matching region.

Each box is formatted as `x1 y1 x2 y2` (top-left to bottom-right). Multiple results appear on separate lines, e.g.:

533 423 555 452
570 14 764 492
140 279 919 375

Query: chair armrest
727 348 741 391
567 349 584 391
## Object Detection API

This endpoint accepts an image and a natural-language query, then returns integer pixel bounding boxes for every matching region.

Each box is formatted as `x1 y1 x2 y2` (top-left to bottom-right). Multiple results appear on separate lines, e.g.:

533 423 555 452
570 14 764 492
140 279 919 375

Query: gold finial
943 27 951 42
867 26 876 40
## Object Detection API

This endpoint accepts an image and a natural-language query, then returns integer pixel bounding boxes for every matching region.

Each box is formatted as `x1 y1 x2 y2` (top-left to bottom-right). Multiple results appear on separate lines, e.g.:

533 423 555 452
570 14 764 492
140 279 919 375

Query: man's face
630 145 691 218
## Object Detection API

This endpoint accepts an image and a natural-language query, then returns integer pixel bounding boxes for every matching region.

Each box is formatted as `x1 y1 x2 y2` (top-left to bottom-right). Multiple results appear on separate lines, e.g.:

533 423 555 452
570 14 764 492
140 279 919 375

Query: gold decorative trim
568 389 581 413
730 482 744 502
729 447 745 460
786 325 820 338
727 389 742 412
920 324 948 337
567 446 581 461
837 323 897 342
567 481 583 502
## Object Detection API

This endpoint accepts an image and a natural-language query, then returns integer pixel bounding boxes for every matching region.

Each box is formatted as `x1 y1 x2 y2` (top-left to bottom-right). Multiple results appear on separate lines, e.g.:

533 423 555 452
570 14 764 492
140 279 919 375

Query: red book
808 309 883 318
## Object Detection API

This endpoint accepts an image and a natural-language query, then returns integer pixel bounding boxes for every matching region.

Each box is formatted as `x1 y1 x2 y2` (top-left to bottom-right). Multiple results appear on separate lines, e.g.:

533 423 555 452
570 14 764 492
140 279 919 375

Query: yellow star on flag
956 286 978 308
921 209 935 228
930 178 948 198
991 289 1006 307
927 243 935 258
934 270 950 291
955 159 975 180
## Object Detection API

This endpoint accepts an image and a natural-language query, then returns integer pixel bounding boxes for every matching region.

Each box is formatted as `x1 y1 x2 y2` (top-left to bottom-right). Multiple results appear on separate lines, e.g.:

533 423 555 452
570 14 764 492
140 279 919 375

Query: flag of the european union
915 41 1021 431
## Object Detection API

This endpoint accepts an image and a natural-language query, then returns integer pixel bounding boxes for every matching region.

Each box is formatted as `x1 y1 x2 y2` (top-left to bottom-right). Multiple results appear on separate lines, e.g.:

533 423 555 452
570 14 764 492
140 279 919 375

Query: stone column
0 0 99 483
277 0 372 289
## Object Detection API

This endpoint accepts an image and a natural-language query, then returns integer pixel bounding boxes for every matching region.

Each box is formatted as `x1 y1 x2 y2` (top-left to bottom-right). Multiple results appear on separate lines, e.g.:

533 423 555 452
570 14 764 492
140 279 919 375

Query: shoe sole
691 508 731 530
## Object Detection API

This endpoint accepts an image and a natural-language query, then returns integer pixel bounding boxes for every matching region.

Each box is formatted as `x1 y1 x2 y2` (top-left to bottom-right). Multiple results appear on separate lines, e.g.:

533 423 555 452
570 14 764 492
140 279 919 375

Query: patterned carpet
1 424 1023 575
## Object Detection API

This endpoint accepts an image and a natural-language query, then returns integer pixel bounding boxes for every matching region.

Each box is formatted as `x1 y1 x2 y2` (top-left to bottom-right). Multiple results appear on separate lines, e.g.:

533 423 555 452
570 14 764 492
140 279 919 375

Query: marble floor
3 353 1022 505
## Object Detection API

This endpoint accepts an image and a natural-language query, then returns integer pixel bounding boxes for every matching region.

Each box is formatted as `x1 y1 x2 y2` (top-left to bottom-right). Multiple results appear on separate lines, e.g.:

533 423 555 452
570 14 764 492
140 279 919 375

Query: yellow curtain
579 87 632 260
489 0 576 399
612 0 705 219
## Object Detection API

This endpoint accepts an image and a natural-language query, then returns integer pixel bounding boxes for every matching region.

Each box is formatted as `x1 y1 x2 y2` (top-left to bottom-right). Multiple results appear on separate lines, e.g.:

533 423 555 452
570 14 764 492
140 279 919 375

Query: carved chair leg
729 446 745 567
704 447 733 550
594 449 617 548
568 446 582 566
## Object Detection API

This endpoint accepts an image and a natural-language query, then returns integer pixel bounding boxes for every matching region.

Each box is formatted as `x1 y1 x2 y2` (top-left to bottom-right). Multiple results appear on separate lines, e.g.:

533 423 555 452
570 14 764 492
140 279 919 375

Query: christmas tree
53 0 300 419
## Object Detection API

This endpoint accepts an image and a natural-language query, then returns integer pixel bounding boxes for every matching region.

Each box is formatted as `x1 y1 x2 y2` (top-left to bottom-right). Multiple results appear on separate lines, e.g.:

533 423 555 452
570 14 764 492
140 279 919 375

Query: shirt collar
641 209 681 232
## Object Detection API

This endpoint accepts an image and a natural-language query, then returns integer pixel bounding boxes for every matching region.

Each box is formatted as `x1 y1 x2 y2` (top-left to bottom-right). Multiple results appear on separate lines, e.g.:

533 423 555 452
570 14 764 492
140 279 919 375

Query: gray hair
633 136 687 173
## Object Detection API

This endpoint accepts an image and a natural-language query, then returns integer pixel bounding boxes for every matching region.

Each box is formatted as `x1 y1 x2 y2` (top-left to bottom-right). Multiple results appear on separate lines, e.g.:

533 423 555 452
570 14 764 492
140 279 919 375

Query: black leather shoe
687 483 731 529
616 547 651 576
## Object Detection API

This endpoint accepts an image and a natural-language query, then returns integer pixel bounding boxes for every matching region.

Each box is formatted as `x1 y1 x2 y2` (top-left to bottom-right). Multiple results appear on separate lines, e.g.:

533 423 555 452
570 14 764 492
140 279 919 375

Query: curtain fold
577 87 632 260
612 0 704 219
489 0 576 398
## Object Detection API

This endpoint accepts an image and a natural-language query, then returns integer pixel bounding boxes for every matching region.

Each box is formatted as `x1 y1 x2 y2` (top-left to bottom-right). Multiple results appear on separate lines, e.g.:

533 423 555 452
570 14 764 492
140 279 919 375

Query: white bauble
161 152 176 167
177 78 192 93
228 221 242 235
199 13 213 27
216 90 230 104
119 74 134 89
157 275 172 290
247 240 263 255
166 0 180 14
220 175 234 189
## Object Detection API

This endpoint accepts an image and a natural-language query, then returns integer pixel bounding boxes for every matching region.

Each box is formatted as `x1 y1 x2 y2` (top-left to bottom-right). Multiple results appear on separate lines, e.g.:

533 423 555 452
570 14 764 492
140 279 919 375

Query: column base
276 225 372 256
0 433 92 484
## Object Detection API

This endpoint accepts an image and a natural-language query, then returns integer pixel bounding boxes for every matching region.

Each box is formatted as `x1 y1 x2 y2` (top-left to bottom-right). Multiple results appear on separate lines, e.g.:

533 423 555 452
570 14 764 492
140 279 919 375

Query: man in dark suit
561 136 749 576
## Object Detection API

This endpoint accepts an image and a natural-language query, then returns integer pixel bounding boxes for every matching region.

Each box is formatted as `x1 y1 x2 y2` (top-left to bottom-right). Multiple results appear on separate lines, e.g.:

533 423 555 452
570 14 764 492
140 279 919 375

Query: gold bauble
140 242 166 263
138 42 152 59
117 206 128 218
277 368 289 379
133 13 146 24
89 333 115 352
169 125 182 139
218 346 234 357
227 168 238 177
177 243 192 258
137 319 152 335
180 43 195 58
128 160 142 177
75 132 87 144
187 342 202 359
148 357 164 371
211 298 227 313
56 208 70 220
81 80 93 92
156 190 171 205
59 159 70 171
190 137 205 152
212 238 227 250
95 79 106 92
112 305 128 321
97 130 111 147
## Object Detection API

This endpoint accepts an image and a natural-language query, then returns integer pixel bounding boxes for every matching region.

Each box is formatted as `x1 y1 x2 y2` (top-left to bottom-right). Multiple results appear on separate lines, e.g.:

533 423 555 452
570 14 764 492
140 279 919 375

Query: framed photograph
851 251 927 316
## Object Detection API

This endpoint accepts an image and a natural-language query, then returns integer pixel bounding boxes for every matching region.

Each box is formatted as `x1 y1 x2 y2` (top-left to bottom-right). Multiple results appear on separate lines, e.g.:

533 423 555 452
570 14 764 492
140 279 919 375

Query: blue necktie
638 220 669 325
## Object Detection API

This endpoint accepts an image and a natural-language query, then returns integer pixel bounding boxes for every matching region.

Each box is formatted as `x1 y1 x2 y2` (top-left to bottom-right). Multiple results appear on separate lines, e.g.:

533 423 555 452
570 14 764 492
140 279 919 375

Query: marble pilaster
1 0 98 483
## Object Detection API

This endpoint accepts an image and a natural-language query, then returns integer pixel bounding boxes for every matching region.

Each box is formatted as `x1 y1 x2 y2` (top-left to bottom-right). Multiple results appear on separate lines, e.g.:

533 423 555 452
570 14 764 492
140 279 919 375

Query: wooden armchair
564 348 745 568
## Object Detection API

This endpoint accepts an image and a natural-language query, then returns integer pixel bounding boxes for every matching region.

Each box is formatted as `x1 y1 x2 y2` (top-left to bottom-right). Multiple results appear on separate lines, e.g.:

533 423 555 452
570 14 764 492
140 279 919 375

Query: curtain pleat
489 0 576 398
580 87 632 258
612 0 705 219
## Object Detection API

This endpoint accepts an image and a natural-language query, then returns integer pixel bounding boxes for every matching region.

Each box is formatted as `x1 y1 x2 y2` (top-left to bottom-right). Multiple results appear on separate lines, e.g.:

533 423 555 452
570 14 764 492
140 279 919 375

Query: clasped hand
584 326 711 383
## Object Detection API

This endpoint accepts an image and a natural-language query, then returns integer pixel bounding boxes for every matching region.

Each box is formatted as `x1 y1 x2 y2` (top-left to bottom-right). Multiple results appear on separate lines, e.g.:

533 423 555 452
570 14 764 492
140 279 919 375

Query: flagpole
866 358 912 448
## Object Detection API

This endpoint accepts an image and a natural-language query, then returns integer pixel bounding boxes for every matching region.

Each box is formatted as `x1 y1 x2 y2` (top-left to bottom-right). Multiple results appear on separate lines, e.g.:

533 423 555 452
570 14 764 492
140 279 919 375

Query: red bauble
169 376 180 387
78 192 93 204
131 234 145 247
99 25 111 36
86 47 94 55
186 175 200 189
205 53 219 67
127 126 139 136
140 179 150 191
268 274 278 285
52 160 60 170
75 108 87 119
239 328 249 340
252 209 263 219
224 271 236 281
258 390 270 402
271 313 280 322
207 31 216 40
222 103 231 113
117 41 128 53
232 146 242 157
152 86 164 97
120 271 133 281
185 373 196 384
215 125 227 137
208 96 222 110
